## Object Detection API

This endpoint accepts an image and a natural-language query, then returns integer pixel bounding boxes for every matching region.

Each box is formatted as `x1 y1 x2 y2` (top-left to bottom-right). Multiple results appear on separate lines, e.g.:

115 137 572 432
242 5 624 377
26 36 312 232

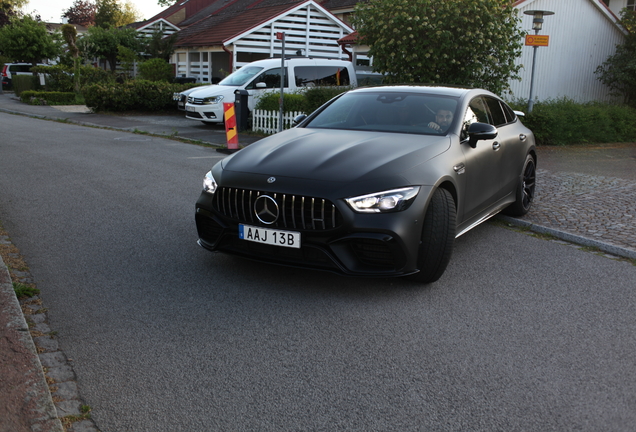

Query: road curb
496 215 636 260
0 256 64 432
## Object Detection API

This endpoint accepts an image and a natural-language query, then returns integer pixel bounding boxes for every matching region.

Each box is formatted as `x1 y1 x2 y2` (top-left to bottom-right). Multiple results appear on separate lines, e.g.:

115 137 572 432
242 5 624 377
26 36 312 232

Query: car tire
409 188 456 284
502 154 536 217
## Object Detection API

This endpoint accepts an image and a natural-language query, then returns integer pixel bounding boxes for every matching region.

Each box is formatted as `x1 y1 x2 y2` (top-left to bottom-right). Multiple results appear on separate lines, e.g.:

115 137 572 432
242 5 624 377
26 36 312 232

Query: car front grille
212 187 342 231
187 96 205 105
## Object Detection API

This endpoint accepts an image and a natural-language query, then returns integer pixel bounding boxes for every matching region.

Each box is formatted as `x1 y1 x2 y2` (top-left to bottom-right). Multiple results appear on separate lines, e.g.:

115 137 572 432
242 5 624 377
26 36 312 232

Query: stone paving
520 169 636 255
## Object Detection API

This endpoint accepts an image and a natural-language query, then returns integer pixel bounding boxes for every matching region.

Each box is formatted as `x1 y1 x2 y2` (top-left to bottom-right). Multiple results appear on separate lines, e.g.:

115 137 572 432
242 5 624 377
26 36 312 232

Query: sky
22 0 166 23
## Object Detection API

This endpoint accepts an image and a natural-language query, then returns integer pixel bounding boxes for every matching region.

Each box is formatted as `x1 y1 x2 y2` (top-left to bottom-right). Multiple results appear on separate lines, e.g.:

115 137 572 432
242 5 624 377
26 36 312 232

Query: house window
628 0 636 10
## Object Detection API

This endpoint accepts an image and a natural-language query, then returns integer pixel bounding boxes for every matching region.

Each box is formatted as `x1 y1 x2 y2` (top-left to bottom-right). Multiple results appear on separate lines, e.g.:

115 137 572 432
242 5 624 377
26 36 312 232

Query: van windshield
218 66 264 87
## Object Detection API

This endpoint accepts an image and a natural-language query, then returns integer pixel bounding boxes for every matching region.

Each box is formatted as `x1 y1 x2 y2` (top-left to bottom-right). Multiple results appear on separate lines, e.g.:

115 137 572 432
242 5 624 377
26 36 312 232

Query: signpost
524 10 554 113
276 32 285 132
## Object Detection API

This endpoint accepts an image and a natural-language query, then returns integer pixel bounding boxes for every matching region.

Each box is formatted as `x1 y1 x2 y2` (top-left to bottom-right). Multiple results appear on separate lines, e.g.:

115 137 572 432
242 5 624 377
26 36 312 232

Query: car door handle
492 142 501 151
519 134 527 141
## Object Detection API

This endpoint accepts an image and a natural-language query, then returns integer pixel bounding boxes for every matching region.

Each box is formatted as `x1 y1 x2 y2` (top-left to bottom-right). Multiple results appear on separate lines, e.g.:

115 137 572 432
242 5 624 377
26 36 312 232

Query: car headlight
203 95 224 105
345 187 420 213
203 171 218 194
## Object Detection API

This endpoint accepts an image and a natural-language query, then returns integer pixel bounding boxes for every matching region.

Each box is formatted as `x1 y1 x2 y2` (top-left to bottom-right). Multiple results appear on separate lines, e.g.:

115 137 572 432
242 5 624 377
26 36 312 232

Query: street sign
276 32 284 40
525 35 549 46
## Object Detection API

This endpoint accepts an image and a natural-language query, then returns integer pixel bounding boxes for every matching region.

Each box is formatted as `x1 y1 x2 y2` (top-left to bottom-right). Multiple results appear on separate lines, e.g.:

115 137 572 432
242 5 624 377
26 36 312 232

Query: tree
0 15 61 66
595 9 636 106
61 23 82 92
116 0 140 27
63 0 97 27
95 0 140 28
142 30 178 61
351 0 524 95
157 0 176 7
1 0 28 27
77 25 140 71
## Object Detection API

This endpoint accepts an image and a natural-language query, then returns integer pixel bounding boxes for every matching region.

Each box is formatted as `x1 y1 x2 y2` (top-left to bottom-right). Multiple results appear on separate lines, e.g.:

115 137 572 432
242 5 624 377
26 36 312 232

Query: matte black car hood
222 128 450 182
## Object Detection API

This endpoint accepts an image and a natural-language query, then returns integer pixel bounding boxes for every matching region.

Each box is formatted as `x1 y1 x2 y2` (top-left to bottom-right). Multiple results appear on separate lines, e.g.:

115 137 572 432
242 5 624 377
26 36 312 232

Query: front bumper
185 103 223 123
195 189 428 278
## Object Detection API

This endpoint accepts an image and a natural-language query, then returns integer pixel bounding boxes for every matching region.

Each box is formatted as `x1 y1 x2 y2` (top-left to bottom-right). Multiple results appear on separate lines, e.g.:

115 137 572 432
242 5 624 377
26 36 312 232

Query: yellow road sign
525 35 550 46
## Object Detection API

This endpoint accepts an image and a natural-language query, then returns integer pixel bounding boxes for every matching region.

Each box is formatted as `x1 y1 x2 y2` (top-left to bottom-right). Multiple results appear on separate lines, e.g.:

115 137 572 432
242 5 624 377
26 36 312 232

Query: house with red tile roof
134 0 356 84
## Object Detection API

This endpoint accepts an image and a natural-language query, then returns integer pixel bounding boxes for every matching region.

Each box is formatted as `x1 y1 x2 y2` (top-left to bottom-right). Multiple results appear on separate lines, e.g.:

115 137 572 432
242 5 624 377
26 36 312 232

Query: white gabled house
136 0 354 84
134 18 181 39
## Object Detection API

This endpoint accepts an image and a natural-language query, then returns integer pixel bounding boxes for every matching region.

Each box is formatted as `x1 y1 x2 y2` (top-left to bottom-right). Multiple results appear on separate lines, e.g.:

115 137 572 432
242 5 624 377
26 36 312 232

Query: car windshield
305 91 458 135
218 66 264 86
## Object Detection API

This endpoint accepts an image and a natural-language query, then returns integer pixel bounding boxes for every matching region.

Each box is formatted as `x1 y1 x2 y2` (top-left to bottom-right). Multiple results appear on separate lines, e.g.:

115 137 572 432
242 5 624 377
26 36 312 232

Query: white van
184 57 356 124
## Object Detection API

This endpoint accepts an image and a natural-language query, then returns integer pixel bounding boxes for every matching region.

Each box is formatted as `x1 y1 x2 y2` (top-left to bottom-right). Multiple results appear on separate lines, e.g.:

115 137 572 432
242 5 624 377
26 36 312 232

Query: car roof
245 57 352 68
349 85 491 99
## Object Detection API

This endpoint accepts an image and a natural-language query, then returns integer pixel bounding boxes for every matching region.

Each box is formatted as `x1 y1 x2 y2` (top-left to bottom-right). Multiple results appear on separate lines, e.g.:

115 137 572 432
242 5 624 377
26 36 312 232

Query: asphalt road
1 113 636 431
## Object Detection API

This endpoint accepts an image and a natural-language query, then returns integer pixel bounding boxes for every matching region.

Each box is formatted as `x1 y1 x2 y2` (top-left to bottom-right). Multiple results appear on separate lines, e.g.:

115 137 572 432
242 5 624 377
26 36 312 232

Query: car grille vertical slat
301 197 306 229
320 200 326 230
213 187 341 231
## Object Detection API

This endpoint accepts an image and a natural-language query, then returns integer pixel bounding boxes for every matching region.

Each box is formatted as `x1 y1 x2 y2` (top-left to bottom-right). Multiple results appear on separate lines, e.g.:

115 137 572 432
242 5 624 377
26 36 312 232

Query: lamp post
524 10 554 113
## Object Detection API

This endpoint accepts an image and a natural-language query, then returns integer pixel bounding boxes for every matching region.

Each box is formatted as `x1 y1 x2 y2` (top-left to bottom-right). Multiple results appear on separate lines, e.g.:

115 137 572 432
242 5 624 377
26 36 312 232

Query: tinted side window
246 67 289 89
501 101 517 123
461 97 490 140
484 97 507 126
10 65 33 73
294 66 350 87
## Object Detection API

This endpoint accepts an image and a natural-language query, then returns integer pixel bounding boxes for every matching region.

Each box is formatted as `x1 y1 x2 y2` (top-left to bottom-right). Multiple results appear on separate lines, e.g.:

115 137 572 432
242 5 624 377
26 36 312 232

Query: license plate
186 105 195 112
239 224 301 248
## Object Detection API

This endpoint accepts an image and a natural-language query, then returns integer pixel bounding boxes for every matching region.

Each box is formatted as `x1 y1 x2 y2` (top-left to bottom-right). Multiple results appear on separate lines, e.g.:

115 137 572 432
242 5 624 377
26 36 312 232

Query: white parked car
184 57 357 124
173 85 212 111
1 62 47 88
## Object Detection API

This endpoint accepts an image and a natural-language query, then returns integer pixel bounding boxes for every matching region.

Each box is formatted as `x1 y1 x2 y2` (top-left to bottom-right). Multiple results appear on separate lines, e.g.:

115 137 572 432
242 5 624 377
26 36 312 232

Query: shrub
138 58 174 82
255 91 307 113
254 86 351 114
32 65 74 92
31 65 116 92
20 91 77 105
83 80 193 112
12 75 40 96
509 98 636 145
303 86 350 114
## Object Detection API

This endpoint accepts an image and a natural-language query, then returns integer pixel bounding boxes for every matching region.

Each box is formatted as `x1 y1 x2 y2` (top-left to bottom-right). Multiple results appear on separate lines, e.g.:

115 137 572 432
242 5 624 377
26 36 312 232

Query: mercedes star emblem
254 195 279 224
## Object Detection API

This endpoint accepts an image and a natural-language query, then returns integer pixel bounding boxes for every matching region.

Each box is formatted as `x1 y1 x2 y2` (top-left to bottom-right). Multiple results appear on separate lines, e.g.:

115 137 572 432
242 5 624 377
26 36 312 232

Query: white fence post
253 110 305 134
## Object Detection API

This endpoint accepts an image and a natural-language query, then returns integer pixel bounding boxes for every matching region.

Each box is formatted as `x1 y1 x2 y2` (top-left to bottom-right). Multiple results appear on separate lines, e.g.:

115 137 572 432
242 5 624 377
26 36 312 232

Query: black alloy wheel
503 154 536 217
408 188 456 284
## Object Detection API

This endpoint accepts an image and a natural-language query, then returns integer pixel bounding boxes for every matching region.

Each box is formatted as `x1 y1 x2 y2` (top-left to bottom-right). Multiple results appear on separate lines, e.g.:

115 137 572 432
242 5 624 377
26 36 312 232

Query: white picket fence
252 110 305 134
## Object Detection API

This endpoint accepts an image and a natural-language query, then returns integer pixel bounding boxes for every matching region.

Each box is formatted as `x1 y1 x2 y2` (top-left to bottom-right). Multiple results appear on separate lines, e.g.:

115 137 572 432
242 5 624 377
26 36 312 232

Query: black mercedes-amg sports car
195 86 536 283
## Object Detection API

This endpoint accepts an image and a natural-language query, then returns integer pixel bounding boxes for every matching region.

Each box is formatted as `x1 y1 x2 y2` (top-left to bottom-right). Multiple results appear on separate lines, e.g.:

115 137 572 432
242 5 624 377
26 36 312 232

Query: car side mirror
255 82 267 89
293 114 307 126
467 122 498 148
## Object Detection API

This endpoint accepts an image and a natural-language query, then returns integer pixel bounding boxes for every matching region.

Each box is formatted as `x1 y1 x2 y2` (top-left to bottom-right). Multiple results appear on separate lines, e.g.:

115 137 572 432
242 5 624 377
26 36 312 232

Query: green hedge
255 92 307 112
20 91 76 105
31 65 116 92
83 80 193 112
12 75 41 96
255 86 351 114
303 86 351 114
509 98 636 145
